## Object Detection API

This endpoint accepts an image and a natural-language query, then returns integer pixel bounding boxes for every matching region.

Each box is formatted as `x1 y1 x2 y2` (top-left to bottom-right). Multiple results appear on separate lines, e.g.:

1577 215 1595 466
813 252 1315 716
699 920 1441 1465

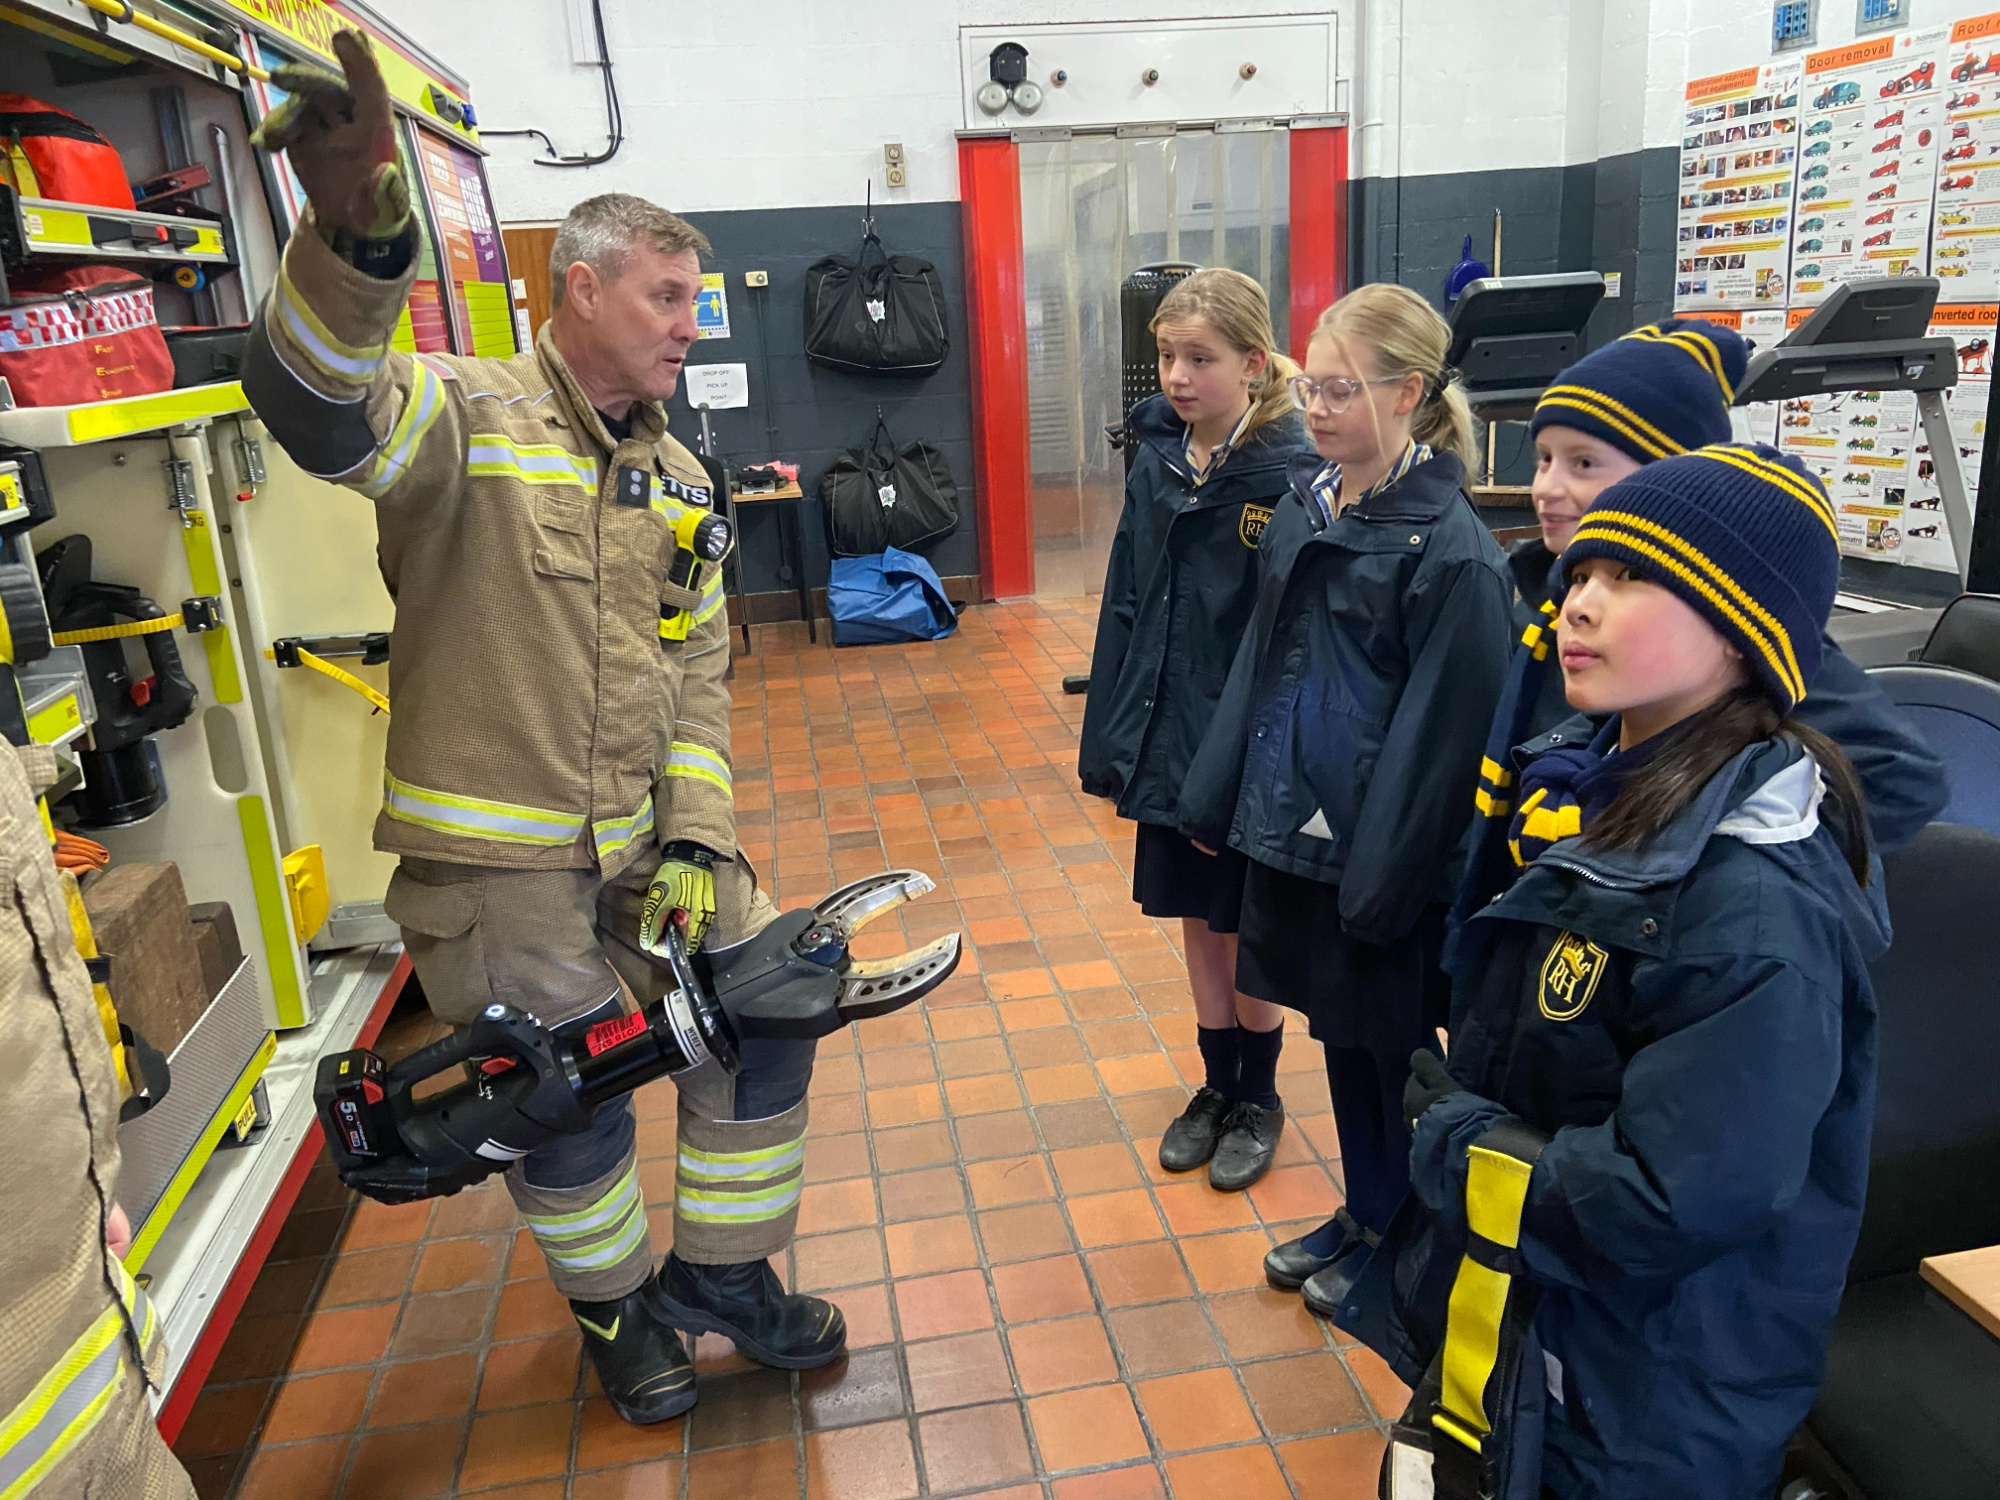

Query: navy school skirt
1130 821 1247 935
1235 859 1451 1054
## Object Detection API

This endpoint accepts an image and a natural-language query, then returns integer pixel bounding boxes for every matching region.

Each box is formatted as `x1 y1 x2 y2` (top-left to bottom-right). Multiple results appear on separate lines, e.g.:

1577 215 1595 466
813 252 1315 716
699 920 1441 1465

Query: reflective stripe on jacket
0 742 172 1496
242 211 736 877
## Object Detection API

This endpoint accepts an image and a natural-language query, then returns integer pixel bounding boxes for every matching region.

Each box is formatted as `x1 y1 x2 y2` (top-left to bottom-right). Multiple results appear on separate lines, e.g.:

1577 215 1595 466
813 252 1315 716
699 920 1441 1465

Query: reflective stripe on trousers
675 1132 806 1223
520 1162 649 1277
0 1264 158 1499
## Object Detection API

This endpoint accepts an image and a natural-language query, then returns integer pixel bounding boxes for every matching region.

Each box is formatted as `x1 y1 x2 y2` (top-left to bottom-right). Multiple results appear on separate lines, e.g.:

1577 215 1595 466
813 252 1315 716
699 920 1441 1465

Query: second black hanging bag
820 414 961 557
803 226 950 375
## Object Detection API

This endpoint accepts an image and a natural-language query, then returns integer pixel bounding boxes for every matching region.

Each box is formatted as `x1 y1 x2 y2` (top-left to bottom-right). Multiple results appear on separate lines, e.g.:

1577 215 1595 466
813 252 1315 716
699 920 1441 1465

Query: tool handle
387 1005 542 1086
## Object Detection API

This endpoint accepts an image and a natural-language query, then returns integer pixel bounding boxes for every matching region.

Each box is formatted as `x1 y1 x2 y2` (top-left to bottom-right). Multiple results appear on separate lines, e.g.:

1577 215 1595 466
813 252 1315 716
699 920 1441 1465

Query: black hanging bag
803 222 949 376
820 414 961 557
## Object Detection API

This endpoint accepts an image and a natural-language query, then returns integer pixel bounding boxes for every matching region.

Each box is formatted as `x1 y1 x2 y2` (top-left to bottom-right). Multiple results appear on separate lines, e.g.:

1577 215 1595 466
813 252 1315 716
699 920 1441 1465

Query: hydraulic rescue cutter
316 870 961 1203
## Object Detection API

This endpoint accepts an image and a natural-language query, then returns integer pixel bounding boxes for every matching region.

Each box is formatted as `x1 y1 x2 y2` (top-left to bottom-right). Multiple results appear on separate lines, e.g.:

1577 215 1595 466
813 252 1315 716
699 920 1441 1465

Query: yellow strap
50 614 182 647
1434 1143 1539 1454
263 647 390 716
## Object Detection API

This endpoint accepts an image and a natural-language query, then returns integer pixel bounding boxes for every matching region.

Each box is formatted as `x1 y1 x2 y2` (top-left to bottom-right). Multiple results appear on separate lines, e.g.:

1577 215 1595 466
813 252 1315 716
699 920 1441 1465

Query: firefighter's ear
562 260 602 320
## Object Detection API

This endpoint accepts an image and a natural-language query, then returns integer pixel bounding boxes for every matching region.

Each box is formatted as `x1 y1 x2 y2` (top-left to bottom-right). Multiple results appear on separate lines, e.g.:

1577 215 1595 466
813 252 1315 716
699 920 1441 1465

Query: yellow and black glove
251 29 410 242
641 841 719 954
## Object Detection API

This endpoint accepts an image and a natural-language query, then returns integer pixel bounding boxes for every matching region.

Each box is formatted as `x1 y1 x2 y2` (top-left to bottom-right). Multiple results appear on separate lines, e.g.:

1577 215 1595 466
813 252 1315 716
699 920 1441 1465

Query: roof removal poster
1676 62 1802 312
1792 29 1948 306
1934 13 2000 299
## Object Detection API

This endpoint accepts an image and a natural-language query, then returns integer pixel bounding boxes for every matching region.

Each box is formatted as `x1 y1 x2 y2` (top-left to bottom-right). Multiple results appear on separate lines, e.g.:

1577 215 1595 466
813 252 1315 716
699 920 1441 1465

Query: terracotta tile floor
173 601 1407 1500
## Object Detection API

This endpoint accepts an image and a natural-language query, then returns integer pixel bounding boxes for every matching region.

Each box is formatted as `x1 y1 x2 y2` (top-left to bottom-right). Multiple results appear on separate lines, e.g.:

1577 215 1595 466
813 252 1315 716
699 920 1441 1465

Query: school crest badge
1537 931 1608 1021
1240 504 1273 547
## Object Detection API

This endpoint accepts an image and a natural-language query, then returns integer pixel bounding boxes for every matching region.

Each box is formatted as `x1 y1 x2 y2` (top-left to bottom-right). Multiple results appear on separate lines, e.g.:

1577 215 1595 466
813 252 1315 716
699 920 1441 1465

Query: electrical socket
886 165 907 188
744 270 769 287
884 142 905 165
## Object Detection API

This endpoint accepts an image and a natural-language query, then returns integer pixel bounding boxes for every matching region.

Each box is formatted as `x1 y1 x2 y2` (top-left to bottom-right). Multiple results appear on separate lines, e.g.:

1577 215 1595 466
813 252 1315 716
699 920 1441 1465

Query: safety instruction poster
1792 30 1948 306
1707 307 1790 444
1775 312 1923 558
1932 14 2000 297
1676 62 1803 311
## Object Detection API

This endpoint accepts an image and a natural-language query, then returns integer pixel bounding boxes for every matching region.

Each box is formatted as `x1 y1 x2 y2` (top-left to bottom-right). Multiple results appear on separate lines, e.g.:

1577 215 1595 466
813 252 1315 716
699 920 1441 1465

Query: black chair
1919 594 2000 684
1868 664 2000 836
1799 822 2000 1500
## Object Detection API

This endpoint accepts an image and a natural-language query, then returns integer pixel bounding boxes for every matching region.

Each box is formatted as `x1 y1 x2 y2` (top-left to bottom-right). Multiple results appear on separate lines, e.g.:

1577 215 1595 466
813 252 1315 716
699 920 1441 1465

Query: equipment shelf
0 380 248 448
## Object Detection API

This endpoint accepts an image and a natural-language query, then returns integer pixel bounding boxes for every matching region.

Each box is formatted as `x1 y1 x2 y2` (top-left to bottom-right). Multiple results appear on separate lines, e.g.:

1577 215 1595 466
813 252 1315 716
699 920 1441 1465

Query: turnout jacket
0 742 178 1497
1345 733 1889 1500
1178 450 1513 943
242 210 734 880
1077 394 1312 824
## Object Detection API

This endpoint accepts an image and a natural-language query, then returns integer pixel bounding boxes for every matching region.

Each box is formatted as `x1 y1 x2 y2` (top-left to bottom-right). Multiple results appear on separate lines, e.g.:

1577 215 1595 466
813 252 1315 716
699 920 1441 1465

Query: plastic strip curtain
1018 128 1290 598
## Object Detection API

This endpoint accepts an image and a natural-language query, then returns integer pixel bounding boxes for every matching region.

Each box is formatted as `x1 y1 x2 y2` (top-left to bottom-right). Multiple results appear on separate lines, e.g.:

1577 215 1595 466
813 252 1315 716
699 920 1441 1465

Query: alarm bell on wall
978 41 1042 116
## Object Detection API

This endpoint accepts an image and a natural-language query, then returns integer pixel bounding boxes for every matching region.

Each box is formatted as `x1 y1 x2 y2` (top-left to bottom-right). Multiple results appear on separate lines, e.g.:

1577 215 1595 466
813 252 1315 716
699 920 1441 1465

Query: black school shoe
1299 1210 1383 1320
653 1253 847 1369
1207 1100 1284 1191
1265 1206 1373 1291
1158 1086 1233 1172
570 1283 697 1424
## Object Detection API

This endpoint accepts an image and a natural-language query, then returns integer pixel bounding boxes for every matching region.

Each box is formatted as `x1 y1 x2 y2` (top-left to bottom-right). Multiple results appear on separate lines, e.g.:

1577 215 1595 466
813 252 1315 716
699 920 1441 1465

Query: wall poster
1933 13 2000 297
1676 62 1803 312
1792 29 1949 307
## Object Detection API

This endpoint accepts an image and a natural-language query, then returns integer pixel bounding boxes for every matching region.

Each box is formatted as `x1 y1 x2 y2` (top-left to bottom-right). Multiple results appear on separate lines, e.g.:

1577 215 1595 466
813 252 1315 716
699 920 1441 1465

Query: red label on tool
585 1011 647 1057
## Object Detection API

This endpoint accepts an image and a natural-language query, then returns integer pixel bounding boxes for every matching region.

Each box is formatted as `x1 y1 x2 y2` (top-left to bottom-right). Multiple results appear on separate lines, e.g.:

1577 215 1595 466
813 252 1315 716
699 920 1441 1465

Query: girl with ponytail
1079 267 1314 1193
1177 282 1514 1294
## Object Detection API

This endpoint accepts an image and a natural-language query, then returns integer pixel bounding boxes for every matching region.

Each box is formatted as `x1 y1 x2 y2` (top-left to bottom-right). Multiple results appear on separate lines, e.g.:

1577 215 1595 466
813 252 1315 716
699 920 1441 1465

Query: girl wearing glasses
1179 284 1513 1276
1079 268 1313 1192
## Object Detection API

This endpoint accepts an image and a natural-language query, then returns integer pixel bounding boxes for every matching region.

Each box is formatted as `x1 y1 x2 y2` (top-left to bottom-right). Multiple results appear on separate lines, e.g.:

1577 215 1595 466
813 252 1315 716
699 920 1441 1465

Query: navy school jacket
1078 394 1314 826
1342 732 1889 1500
1177 449 1515 944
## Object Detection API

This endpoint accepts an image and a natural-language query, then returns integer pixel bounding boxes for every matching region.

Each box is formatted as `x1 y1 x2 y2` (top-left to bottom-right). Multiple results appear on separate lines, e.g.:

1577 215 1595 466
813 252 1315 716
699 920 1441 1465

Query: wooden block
187 901 243 1003
82 862 208 1056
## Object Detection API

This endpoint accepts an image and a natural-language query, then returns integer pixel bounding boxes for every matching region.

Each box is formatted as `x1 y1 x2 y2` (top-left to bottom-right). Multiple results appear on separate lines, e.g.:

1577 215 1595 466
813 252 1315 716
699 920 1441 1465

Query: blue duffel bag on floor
827 546 960 646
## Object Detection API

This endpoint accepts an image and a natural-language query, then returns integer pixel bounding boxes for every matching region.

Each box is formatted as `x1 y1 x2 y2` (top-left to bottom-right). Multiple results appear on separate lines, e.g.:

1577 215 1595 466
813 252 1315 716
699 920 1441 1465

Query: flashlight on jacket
668 511 733 593
660 511 734 643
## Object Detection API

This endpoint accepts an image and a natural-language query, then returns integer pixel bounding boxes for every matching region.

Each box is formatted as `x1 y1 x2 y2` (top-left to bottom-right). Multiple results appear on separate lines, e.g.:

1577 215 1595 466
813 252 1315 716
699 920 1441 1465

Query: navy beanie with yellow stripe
1530 319 1748 463
1561 444 1839 712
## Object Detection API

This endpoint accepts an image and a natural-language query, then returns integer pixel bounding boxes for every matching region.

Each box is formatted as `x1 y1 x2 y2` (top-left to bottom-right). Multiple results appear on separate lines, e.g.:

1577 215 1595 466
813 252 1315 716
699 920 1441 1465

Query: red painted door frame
959 135 1036 600
1289 123 1351 361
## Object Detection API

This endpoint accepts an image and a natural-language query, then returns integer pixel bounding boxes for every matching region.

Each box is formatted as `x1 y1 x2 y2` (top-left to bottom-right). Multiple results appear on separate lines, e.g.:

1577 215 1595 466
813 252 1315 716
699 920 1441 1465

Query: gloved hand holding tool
643 841 718 952
250 28 410 241
317 871 962 1203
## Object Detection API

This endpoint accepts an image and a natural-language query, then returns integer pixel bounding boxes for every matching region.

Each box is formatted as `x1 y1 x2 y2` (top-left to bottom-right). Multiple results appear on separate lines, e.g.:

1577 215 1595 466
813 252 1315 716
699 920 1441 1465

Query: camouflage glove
250 29 410 240
641 842 719 954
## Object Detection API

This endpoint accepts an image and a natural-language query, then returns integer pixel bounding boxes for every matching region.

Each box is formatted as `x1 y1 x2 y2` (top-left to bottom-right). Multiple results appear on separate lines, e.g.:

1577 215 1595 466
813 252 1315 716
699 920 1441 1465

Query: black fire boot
570 1282 696 1425
653 1253 847 1370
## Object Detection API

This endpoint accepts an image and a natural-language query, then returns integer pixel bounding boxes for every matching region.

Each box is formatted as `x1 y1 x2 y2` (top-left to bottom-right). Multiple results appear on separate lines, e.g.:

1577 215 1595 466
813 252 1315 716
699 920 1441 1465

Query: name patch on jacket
1240 504 1274 548
1538 931 1609 1021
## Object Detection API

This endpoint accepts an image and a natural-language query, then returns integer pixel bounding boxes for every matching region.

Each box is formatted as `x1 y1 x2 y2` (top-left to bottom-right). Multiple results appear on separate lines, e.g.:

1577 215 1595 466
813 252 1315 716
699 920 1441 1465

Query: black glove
1403 1049 1463 1127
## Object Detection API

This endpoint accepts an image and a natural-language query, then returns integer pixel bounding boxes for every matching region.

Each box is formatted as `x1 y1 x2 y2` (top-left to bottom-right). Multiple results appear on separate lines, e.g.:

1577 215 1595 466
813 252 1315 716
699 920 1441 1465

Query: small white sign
684 362 750 411
1603 271 1623 299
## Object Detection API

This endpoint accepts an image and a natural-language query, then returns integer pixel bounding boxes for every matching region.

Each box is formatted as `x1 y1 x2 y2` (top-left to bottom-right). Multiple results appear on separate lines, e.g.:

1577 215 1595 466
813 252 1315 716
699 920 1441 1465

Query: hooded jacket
1077 393 1313 825
1177 449 1514 944
1343 729 1890 1500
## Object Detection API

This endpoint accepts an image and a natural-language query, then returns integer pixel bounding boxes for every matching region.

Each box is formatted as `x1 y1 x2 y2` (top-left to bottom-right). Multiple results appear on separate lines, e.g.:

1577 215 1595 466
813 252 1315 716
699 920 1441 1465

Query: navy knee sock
1195 1025 1241 1097
1235 1021 1284 1111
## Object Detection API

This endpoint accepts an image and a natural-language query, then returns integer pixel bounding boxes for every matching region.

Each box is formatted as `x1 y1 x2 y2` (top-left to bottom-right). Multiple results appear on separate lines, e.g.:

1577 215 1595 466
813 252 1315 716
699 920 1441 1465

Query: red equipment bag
0 95 135 209
0 266 174 407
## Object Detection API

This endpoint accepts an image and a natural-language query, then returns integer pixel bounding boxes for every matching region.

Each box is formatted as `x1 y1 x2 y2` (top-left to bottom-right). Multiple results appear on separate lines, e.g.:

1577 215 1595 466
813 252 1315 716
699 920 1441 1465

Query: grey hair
548 193 711 308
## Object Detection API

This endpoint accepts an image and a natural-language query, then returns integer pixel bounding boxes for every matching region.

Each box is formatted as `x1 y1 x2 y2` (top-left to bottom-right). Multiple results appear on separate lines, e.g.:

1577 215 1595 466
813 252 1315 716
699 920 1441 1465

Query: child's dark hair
1586 684 1872 883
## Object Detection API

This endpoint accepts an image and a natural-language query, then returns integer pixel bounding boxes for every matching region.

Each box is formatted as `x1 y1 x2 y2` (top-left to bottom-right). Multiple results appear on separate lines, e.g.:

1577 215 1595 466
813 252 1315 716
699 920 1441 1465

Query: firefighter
243 33 842 1425
0 737 192 1496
